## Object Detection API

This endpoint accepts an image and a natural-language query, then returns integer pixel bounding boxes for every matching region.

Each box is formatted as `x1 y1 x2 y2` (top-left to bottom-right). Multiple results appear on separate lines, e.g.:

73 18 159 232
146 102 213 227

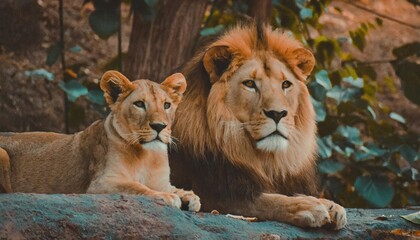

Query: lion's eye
242 80 257 89
282 80 292 90
164 102 171 109
133 101 145 109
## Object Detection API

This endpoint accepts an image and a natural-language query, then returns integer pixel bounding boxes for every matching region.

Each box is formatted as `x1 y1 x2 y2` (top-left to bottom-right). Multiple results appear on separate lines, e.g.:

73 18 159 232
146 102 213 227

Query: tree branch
340 0 420 30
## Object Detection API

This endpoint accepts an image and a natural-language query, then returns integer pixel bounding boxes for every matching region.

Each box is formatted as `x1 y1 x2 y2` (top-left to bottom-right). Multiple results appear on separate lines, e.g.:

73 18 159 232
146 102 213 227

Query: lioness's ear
100 70 134 105
289 48 315 81
203 45 232 83
161 73 187 103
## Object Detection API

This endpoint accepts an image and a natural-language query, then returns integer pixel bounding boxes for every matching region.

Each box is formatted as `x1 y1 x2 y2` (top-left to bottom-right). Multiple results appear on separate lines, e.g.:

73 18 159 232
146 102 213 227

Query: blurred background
0 0 419 208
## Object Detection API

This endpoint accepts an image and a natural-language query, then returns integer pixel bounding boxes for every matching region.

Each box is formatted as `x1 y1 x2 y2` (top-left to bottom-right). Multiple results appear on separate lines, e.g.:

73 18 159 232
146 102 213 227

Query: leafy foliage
88 0 120 39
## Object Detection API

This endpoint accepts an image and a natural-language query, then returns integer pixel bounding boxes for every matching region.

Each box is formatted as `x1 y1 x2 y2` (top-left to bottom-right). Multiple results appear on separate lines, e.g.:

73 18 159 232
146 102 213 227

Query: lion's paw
180 191 201 212
290 199 330 228
288 196 346 229
319 198 347 230
150 192 181 209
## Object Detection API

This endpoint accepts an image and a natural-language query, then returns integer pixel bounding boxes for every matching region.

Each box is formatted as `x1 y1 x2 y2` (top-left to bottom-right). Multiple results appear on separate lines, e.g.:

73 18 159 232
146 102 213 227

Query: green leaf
69 45 82 53
343 76 364 88
354 175 395 207
311 97 326 122
401 211 420 225
336 125 362 145
350 29 367 51
392 60 420 105
46 42 61 66
24 69 54 81
87 89 106 105
389 112 406 124
92 0 119 11
315 70 332 90
324 177 345 196
200 25 224 36
131 0 157 22
353 150 373 161
397 144 420 162
327 86 362 104
367 106 376 119
317 136 333 159
59 80 88 102
89 9 119 39
318 159 345 174
299 7 313 20
308 81 327 101
361 143 387 157
375 17 383 26
392 42 420 59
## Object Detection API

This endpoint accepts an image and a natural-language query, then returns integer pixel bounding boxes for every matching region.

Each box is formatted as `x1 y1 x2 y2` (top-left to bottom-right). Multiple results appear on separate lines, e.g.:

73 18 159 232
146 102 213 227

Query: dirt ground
0 0 418 133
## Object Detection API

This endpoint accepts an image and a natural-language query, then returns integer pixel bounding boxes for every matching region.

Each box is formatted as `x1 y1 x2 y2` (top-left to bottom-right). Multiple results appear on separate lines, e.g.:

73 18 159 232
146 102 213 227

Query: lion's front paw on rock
151 192 182 209
319 199 347 230
291 202 331 228
180 191 201 212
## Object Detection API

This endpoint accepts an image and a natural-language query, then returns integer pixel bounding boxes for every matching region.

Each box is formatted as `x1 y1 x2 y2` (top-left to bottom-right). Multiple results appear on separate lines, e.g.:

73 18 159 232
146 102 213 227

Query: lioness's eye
242 80 257 89
133 101 145 109
164 102 171 109
282 80 292 89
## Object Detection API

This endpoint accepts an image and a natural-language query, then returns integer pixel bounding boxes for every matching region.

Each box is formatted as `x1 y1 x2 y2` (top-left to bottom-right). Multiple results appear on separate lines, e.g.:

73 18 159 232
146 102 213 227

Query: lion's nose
263 110 288 124
149 123 167 133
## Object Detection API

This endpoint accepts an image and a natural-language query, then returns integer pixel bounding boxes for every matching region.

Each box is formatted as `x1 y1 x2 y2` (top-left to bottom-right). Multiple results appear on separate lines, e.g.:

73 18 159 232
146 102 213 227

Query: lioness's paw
180 191 201 212
319 199 347 230
151 192 181 209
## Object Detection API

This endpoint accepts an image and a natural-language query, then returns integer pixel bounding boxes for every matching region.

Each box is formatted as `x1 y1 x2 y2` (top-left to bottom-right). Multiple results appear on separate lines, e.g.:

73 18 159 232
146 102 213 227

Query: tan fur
171 23 346 228
0 71 200 212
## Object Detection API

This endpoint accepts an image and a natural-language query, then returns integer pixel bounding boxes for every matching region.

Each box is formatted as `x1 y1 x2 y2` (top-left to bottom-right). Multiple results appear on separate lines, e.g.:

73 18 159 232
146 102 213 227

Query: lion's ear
203 45 232 83
161 73 187 103
289 48 315 81
100 70 134 105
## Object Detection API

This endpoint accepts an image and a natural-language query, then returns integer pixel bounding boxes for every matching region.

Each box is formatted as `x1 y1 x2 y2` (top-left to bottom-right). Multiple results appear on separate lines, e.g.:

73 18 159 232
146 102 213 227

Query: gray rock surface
0 194 418 239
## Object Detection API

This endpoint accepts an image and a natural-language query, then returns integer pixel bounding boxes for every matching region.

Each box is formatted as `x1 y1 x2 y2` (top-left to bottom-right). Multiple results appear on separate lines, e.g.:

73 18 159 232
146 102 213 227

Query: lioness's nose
150 123 167 133
263 110 288 124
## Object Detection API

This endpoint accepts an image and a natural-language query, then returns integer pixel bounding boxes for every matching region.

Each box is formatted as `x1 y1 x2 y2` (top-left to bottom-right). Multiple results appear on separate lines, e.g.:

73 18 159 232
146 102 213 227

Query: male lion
0 71 200 212
170 23 347 228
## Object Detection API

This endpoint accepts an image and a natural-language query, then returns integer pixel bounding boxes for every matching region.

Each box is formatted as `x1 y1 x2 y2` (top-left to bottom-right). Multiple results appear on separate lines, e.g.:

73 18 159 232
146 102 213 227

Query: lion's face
201 26 316 155
100 71 186 151
222 56 303 152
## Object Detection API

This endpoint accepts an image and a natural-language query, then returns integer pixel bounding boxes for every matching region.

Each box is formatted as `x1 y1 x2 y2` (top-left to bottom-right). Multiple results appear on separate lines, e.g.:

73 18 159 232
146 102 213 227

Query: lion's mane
172 23 319 201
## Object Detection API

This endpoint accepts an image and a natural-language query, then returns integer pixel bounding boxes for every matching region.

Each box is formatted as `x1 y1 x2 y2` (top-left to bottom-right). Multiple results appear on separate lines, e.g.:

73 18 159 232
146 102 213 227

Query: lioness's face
100 71 186 151
116 81 177 147
224 55 303 152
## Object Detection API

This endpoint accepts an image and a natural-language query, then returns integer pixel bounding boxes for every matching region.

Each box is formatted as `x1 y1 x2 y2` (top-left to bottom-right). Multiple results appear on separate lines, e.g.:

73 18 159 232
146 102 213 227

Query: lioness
0 71 201 212
170 23 347 228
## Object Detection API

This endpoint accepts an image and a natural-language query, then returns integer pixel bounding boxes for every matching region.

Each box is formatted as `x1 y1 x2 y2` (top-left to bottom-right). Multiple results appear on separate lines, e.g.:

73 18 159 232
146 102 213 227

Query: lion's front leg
87 179 182 209
252 193 347 229
171 187 201 212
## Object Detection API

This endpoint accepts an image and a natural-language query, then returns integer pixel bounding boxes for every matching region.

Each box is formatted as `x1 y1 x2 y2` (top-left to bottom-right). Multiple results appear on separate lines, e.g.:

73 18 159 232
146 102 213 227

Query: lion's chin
256 135 288 152
142 140 168 152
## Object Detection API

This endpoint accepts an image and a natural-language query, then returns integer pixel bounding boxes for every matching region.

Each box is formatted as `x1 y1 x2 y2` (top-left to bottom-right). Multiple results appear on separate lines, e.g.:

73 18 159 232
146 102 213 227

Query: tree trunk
124 0 208 82
247 0 272 23
0 0 42 52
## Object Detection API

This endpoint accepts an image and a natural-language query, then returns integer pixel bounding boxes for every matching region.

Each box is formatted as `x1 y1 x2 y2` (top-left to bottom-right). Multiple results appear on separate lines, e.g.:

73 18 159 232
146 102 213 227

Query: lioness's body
0 121 106 193
0 71 200 212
